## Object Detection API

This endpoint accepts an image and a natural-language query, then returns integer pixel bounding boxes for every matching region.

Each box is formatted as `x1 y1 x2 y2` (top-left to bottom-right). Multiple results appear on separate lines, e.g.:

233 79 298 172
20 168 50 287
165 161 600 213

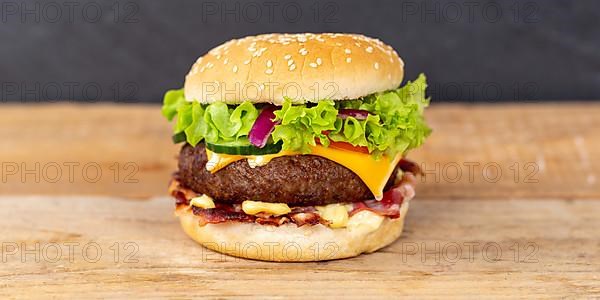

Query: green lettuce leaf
272 99 338 153
183 102 209 146
162 74 431 156
161 89 259 146
272 74 431 156
203 101 258 141
161 89 186 121
174 102 193 134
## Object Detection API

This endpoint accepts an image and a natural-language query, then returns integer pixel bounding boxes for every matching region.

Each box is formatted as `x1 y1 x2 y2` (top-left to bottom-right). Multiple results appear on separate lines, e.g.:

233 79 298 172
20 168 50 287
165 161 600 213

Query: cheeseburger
162 33 430 261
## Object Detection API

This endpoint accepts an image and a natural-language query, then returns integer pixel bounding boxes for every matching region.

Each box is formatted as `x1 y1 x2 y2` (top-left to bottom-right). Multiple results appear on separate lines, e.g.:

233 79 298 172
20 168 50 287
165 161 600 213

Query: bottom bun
176 199 410 262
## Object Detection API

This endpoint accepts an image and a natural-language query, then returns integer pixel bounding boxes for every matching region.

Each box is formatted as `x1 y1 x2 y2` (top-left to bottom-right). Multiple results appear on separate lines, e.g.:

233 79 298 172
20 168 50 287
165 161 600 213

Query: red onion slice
338 109 370 120
249 106 280 148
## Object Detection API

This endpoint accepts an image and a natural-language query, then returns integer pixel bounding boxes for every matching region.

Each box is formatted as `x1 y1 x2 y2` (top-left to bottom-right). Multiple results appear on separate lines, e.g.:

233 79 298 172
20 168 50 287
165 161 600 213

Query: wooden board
1 103 599 298
0 103 598 199
0 196 598 298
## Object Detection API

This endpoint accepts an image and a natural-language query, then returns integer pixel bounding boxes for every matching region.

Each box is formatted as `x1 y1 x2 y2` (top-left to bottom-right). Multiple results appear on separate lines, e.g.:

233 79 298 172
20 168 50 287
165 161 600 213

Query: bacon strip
349 171 415 218
170 163 418 227
191 205 254 226
182 204 325 227
399 159 422 176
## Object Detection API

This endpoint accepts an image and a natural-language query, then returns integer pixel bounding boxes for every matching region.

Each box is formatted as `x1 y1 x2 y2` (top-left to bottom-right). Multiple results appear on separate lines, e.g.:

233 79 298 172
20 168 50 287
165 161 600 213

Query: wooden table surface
1 103 599 298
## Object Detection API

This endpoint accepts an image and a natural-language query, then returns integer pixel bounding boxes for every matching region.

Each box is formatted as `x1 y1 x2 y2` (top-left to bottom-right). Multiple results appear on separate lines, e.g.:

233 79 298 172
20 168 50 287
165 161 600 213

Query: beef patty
177 143 399 206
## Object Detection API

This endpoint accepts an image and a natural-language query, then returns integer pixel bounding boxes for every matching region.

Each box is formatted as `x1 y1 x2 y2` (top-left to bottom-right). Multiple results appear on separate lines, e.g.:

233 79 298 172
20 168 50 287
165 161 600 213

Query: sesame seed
223 58 228 64
265 69 273 74
289 64 296 71
206 62 214 68
200 67 205 73
284 54 292 60
243 59 251 65
299 48 308 56
316 58 322 65
216 54 221 59
309 62 317 68
374 62 379 69
233 65 238 73
344 48 351 54
253 47 267 58
298 36 307 42
366 46 373 53
287 59 294 66
266 60 273 67
346 57 352 63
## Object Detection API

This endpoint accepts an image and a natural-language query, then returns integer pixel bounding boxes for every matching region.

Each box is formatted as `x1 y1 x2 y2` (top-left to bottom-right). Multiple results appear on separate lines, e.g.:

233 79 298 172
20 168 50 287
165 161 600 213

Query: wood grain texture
1 103 599 298
0 103 598 199
0 196 598 298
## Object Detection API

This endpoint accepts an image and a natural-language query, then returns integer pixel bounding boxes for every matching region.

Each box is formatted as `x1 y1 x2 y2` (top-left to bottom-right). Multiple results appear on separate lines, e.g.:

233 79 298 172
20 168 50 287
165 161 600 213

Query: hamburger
162 33 431 261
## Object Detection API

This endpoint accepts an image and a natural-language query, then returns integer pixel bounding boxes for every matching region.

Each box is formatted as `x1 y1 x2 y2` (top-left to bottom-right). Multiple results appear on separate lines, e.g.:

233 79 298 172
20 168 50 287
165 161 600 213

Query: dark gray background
1 0 599 103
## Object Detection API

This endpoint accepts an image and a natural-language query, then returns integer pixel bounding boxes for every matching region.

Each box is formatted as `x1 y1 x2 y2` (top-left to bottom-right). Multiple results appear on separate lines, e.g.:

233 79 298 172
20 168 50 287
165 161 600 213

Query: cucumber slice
172 131 187 144
171 132 281 155
206 141 282 155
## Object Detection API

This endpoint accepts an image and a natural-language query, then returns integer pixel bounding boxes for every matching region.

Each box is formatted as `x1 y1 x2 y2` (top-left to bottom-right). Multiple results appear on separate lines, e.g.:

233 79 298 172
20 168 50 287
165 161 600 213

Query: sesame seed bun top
184 33 405 105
